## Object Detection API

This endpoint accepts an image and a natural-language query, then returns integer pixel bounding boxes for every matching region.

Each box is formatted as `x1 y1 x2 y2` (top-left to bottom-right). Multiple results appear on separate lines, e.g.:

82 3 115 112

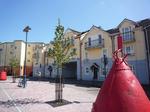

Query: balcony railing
85 39 104 49
67 38 74 46
122 31 135 43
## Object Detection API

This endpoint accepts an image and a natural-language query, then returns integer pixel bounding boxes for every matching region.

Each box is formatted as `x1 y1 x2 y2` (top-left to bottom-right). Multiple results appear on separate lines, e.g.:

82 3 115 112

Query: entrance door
93 67 98 80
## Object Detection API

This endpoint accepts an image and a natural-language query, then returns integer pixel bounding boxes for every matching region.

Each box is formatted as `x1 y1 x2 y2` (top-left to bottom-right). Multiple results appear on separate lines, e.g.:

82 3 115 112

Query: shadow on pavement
28 77 103 88
0 98 43 108
45 99 72 108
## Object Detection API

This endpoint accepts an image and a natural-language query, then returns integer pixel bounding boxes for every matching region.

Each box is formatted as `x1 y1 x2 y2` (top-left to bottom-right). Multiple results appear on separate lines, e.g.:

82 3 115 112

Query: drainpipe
43 51 46 77
79 38 82 80
4 42 7 71
110 36 115 53
143 25 150 84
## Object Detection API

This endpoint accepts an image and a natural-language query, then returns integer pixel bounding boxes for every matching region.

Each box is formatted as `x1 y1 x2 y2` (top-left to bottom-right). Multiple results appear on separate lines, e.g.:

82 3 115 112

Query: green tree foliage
48 20 76 71
48 20 76 102
9 58 19 82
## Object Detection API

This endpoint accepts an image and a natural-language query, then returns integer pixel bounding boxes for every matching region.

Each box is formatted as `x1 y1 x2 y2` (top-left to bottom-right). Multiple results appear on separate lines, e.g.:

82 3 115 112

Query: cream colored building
2 18 148 84
31 18 150 84
36 28 81 79
61 28 81 79
0 40 46 76
0 40 25 75
108 18 150 84
79 26 112 81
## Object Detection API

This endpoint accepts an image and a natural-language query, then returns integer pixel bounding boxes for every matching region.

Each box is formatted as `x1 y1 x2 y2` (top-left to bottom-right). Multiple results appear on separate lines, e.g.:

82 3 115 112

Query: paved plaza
0 77 99 112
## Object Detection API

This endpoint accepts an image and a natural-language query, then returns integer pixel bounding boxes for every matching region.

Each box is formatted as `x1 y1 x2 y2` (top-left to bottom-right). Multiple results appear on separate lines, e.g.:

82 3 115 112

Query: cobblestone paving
0 78 99 112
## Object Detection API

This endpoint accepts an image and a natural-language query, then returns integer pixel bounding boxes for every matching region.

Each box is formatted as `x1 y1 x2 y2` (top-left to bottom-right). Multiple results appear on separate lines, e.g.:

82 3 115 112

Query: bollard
0 71 7 80
92 49 150 112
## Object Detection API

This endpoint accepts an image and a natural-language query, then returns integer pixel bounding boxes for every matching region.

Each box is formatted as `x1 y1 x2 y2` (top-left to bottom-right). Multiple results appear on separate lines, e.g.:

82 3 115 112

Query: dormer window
88 38 91 46
122 26 133 41
98 35 102 43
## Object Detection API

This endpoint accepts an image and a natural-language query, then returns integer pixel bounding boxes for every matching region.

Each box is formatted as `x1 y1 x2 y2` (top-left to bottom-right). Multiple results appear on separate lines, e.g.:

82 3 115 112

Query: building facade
0 40 25 76
32 18 150 84
80 26 112 81
108 18 150 84
1 18 149 84
0 40 45 77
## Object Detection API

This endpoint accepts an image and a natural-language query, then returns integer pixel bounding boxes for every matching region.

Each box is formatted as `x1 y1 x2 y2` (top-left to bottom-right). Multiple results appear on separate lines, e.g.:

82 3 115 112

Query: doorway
91 63 99 80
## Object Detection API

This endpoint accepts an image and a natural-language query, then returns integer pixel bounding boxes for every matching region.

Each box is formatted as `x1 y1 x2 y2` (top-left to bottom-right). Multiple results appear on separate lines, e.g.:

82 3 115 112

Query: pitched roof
117 18 139 28
137 18 150 28
107 18 150 35
107 28 119 34
65 28 81 34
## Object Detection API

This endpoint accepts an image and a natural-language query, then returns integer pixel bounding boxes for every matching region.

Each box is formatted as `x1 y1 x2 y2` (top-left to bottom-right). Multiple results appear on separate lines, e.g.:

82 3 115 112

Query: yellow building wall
118 21 146 60
64 30 80 59
82 26 112 60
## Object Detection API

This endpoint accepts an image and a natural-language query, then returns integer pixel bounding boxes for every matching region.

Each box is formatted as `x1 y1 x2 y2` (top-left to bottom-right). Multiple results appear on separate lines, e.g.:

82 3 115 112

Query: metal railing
85 39 104 49
122 31 135 42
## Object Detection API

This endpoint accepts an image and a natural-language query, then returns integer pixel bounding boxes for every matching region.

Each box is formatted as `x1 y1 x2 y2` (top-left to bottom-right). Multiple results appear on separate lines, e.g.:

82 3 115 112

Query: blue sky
0 0 149 43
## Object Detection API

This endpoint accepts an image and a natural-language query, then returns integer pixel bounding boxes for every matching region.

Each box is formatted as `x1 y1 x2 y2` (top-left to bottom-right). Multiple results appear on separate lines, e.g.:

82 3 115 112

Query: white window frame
122 26 133 41
123 45 134 55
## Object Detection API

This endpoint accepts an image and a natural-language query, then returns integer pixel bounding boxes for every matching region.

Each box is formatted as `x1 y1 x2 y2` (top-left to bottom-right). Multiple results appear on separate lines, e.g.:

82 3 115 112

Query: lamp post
103 54 108 79
23 26 31 88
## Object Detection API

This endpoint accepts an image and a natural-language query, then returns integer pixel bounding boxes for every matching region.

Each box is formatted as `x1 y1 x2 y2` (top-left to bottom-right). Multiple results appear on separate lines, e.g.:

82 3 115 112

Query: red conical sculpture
92 49 150 112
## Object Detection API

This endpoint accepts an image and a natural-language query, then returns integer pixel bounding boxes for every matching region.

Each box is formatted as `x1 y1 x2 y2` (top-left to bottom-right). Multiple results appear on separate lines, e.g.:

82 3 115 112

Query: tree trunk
12 70 16 83
55 67 63 102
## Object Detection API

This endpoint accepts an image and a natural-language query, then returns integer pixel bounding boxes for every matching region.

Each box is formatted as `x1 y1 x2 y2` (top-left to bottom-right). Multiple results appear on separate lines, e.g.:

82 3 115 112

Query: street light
103 54 108 79
23 26 31 88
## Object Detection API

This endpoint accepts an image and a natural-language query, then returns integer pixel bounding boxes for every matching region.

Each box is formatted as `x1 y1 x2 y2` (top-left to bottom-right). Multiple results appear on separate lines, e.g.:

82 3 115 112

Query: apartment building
0 40 46 77
4 18 147 84
32 18 150 84
40 28 81 79
0 40 25 76
79 26 112 81
32 43 48 77
108 18 150 84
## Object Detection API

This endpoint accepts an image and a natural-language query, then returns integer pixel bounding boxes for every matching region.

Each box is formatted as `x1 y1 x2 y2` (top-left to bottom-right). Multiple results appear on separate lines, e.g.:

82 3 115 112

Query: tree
9 58 19 83
48 20 76 102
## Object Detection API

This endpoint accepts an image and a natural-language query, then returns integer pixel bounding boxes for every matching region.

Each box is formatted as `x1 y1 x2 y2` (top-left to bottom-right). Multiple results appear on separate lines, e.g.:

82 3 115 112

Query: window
85 52 88 60
122 26 133 41
15 46 17 49
10 51 13 54
124 45 134 55
98 35 102 43
28 44 31 47
71 37 74 45
88 38 91 46
27 60 30 62
86 67 89 73
28 52 30 55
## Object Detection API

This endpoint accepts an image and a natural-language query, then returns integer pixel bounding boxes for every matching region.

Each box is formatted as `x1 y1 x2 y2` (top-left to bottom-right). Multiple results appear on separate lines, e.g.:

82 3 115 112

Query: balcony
122 31 135 43
85 39 104 49
67 38 74 46
63 38 75 47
